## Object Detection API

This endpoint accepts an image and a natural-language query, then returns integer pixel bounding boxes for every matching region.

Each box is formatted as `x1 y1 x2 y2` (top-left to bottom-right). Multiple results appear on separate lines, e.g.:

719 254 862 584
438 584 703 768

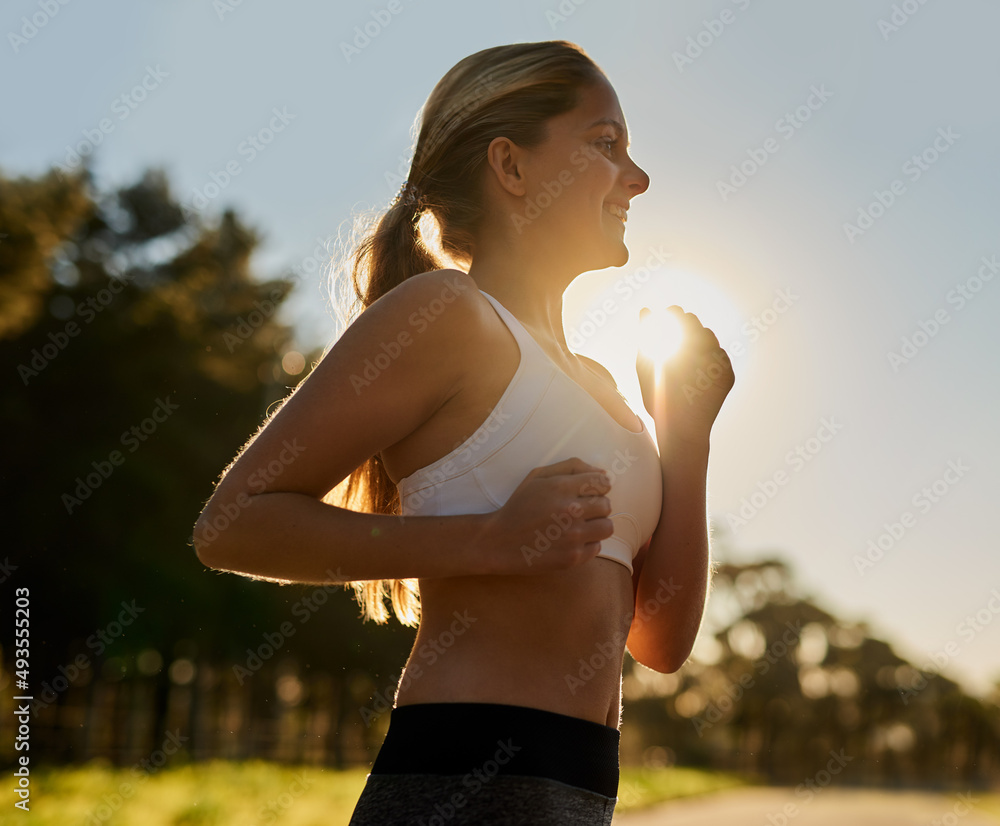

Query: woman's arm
193 270 614 584
627 307 735 672
626 434 711 672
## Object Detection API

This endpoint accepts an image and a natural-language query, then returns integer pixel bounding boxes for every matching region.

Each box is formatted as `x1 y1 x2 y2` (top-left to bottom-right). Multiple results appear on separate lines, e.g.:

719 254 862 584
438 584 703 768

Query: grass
615 764 753 812
0 761 369 826
5 762 998 824
977 793 1000 822
0 760 751 825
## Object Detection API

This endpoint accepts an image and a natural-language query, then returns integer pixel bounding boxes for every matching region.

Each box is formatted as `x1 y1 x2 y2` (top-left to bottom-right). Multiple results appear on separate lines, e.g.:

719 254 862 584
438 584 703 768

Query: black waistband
370 701 620 798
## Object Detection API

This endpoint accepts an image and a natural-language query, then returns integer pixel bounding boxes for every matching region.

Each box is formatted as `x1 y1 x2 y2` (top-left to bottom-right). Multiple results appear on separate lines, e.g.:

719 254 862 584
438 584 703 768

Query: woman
194 40 734 826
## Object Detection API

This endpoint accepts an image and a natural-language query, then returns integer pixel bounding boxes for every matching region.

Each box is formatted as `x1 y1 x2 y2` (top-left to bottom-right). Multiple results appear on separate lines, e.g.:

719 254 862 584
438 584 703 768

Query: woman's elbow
627 626 695 674
192 503 242 570
192 515 222 569
195 484 262 562
630 648 688 675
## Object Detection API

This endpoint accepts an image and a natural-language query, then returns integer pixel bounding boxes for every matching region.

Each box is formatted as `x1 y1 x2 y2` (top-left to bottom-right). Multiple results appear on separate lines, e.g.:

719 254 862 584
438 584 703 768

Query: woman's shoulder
385 268 479 307
366 268 493 340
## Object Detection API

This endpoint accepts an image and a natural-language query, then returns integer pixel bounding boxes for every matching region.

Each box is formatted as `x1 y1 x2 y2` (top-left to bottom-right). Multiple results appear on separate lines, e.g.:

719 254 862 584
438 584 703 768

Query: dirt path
613 786 995 825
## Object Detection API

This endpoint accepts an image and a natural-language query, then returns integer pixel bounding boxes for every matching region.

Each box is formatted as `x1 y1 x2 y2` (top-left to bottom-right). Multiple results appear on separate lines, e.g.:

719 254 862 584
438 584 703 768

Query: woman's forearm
193 492 492 584
629 433 712 672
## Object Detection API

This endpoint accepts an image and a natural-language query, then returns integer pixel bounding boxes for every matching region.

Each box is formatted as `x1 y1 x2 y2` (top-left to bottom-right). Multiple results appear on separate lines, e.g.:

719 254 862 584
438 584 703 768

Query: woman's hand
481 458 614 575
636 306 735 445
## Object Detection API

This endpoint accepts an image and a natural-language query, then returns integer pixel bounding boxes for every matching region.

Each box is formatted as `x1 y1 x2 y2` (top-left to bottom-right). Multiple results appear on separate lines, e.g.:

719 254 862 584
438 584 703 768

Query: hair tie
394 180 421 208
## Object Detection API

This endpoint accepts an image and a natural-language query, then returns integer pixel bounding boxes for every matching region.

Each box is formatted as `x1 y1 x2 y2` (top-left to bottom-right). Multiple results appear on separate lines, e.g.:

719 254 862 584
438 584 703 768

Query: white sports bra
397 290 663 575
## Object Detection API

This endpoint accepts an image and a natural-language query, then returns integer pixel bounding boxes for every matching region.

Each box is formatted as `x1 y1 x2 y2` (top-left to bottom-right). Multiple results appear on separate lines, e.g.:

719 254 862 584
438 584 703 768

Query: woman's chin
566 234 630 273
581 247 629 273
600 238 630 269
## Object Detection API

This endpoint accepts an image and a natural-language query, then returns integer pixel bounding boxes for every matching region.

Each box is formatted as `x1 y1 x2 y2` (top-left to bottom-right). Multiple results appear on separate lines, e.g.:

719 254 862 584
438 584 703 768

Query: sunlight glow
638 308 684 365
563 264 746 429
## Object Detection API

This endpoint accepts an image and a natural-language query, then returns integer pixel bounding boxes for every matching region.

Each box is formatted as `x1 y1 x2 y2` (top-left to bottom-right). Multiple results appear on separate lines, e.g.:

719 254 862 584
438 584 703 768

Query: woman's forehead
553 81 629 145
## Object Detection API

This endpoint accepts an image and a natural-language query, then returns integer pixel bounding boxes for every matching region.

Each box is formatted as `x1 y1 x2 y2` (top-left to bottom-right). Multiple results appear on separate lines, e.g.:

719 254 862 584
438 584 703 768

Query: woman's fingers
491 457 619 573
636 304 735 434
667 306 721 348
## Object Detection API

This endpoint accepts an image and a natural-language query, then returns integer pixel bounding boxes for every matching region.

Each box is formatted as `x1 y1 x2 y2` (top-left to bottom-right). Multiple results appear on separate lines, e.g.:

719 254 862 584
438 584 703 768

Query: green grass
615 765 754 812
0 761 370 826
0 760 750 825
976 793 1000 823
9 762 996 823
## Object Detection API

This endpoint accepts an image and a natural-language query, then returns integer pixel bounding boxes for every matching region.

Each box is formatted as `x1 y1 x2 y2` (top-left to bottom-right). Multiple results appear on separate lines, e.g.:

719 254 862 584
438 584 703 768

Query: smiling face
502 76 651 273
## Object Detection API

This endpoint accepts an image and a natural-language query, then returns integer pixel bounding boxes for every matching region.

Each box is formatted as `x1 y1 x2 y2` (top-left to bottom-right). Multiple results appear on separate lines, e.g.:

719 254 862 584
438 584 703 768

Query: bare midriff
392 555 635 729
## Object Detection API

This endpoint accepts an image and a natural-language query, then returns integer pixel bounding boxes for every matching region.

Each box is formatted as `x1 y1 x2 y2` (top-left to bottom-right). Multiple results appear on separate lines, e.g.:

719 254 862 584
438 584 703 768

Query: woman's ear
485 136 528 197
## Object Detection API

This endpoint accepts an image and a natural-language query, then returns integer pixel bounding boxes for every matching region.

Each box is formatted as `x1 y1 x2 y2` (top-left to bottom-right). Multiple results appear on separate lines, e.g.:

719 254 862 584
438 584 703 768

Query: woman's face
509 76 650 272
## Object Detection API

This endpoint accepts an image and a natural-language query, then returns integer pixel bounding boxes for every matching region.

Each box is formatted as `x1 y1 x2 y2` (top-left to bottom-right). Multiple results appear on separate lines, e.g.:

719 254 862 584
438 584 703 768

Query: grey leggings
348 702 619 826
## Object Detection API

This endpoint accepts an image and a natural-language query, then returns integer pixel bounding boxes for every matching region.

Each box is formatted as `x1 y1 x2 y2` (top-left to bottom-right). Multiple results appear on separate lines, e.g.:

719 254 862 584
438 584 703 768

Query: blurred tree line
0 165 997 787
0 163 416 735
621 553 1000 788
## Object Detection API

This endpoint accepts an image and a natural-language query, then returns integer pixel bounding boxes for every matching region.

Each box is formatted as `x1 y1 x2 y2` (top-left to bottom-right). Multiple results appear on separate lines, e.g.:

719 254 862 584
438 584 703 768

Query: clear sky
5 0 998 695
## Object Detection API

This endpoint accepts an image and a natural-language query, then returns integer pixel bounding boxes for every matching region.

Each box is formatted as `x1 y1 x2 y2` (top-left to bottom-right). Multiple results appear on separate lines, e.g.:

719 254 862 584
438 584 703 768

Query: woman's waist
371 700 621 797
401 615 631 674
393 674 623 729
395 618 631 725
416 555 635 629
412 567 634 668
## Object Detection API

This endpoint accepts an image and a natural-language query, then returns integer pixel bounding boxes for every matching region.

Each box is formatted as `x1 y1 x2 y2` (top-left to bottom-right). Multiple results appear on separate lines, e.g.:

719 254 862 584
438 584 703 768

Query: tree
620 546 1000 787
0 163 413 710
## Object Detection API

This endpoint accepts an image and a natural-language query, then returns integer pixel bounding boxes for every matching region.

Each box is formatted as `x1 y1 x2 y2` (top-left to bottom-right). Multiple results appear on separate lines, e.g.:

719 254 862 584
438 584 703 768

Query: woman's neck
465 242 577 349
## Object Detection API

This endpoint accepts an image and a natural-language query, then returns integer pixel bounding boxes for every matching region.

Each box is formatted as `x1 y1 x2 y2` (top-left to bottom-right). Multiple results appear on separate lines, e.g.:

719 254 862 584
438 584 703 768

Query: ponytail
327 192 442 628
352 185 439 309
329 40 605 625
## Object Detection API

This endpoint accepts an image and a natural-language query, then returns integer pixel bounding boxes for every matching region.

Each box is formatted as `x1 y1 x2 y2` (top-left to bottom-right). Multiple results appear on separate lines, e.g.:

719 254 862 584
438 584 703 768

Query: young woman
194 40 734 826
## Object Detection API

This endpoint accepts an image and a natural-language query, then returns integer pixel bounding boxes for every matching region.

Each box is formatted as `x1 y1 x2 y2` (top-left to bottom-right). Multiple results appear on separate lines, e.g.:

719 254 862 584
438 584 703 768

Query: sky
4 0 999 695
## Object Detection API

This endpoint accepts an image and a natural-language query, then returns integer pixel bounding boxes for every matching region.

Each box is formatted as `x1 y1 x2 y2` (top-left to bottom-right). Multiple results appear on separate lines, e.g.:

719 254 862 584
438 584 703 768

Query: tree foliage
622 550 1000 787
2 164 996 783
0 163 412 686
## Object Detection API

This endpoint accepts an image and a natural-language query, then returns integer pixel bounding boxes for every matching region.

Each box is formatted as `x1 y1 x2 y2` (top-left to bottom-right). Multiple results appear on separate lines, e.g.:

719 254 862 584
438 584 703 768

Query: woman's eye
596 137 617 154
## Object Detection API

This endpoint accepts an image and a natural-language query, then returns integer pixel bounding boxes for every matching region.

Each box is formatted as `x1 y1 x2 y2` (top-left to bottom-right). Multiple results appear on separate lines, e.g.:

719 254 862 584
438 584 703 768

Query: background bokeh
2 0 998 814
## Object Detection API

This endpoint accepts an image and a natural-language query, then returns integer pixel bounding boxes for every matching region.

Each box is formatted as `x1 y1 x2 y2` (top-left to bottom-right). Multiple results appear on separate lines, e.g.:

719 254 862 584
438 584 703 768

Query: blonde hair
328 41 606 626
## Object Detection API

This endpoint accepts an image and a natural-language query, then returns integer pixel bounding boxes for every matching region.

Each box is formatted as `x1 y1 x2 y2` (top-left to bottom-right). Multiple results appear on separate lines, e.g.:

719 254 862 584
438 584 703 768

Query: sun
564 264 743 419
638 308 685 366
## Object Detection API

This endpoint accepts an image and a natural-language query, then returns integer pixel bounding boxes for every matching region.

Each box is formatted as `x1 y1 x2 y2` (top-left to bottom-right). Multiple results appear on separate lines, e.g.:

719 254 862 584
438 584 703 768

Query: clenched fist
636 306 735 444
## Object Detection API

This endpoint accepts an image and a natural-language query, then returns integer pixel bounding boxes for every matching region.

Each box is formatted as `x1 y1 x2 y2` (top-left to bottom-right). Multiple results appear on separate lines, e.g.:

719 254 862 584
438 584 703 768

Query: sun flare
638 309 684 365
564 264 744 421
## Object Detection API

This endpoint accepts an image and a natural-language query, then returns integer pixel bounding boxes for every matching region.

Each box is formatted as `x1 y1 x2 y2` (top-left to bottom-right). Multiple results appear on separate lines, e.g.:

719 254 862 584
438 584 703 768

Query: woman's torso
380 282 662 729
